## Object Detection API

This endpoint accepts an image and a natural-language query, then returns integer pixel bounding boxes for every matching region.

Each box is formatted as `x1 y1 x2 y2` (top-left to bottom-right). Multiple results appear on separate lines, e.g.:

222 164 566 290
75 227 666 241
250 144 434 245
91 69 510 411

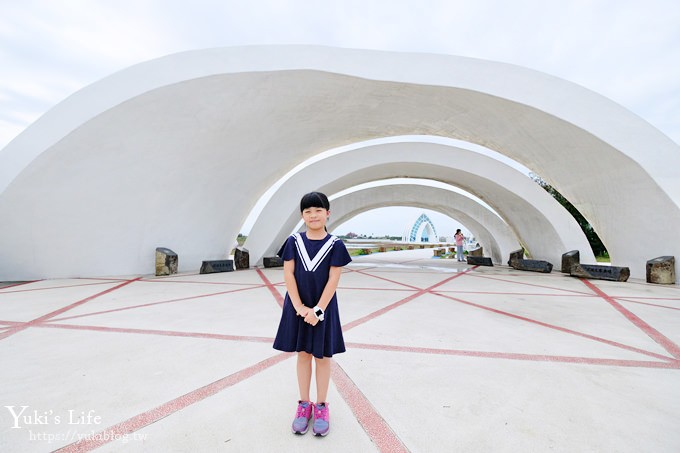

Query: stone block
512 259 553 273
646 256 675 284
561 250 580 273
263 256 283 268
234 246 249 270
200 260 234 274
378 246 387 253
507 248 524 267
467 256 493 266
469 247 483 257
155 247 178 276
570 263 629 282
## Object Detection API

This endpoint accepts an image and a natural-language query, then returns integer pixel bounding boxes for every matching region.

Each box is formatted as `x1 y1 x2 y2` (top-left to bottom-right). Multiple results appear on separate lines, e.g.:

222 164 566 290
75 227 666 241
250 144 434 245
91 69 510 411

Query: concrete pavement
1 248 679 452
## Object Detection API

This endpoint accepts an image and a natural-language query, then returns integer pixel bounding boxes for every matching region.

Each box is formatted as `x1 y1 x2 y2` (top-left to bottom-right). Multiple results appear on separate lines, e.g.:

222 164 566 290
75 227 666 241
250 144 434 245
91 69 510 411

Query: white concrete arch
0 45 677 279
325 184 520 264
245 142 592 267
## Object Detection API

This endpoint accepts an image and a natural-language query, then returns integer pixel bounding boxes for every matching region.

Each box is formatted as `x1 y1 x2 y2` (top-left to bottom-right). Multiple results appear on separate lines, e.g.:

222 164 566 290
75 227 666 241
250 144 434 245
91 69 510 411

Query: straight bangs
300 192 330 212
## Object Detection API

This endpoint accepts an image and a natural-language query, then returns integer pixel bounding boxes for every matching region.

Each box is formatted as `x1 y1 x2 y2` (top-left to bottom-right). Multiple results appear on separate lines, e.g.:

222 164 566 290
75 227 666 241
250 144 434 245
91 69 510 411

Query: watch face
315 308 323 316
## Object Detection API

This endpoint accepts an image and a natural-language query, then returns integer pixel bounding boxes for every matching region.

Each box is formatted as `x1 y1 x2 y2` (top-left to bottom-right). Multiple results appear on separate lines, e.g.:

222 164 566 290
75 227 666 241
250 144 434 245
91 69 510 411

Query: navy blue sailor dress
273 232 352 359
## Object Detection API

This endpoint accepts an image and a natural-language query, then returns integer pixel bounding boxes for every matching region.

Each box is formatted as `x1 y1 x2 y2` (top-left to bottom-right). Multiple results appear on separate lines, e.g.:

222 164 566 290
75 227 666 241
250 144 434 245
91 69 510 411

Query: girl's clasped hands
296 305 319 326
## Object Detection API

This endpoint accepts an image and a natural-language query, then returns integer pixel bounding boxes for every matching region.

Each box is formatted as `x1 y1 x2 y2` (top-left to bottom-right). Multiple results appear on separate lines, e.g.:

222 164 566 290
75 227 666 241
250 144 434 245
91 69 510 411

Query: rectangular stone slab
466 256 493 266
507 249 524 266
646 256 675 284
263 256 284 268
561 250 580 273
234 247 250 270
155 247 178 276
511 259 553 273
200 260 234 274
468 247 483 257
570 263 629 282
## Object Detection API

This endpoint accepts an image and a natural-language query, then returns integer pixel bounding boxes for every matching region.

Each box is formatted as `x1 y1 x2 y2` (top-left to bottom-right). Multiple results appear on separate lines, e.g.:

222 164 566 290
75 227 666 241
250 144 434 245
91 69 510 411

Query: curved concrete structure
0 45 678 280
245 142 593 267
324 184 520 264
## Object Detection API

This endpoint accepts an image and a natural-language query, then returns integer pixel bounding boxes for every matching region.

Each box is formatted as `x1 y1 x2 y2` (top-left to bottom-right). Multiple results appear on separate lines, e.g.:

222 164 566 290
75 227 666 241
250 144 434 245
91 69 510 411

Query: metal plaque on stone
200 260 234 274
570 263 629 282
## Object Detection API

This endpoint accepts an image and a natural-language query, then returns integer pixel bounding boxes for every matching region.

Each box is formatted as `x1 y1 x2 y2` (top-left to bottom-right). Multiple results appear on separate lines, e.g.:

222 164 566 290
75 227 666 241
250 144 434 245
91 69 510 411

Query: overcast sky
2 0 679 236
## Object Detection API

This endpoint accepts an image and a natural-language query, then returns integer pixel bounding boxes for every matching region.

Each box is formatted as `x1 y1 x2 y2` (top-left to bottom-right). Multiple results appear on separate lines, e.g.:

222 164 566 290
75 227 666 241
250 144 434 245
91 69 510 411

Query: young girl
454 228 465 262
272 191 352 437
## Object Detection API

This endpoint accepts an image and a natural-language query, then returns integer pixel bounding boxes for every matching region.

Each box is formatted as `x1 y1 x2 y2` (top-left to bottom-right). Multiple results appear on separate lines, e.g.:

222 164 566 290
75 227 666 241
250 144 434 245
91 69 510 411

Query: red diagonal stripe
354 269 422 290
346 342 680 369
54 353 291 452
343 268 474 332
581 279 680 359
256 268 284 307
434 292 674 361
0 277 141 341
37 322 275 344
332 361 409 452
50 284 266 322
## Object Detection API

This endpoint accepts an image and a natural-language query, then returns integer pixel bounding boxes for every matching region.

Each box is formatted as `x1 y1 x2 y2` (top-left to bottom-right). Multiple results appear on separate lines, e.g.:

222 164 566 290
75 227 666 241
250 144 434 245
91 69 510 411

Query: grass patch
595 252 610 263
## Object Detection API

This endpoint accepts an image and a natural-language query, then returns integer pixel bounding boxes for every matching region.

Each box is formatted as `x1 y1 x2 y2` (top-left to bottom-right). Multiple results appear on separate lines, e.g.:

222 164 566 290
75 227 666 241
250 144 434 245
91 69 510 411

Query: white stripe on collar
293 233 338 272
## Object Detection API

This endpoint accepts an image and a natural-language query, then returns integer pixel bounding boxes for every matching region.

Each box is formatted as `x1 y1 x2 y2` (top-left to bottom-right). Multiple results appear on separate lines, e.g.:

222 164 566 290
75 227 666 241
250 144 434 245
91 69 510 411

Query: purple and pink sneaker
291 400 313 434
313 402 330 436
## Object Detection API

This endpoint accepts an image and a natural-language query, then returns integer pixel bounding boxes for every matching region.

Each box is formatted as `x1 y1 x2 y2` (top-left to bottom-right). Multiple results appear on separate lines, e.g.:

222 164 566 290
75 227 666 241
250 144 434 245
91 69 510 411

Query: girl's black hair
300 192 330 212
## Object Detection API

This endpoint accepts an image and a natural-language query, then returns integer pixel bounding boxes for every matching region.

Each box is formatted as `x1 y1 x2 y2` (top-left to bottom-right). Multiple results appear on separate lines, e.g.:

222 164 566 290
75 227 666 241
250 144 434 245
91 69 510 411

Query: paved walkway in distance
1 248 679 452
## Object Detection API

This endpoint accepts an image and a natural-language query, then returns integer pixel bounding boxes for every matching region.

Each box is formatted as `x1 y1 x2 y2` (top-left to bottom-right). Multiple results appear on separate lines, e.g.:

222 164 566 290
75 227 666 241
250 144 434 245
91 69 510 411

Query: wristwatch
313 305 325 321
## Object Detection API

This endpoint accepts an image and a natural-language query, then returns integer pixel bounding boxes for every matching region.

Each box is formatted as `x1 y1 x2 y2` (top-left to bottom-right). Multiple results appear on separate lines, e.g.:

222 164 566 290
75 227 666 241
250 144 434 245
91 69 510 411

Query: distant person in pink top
454 229 466 262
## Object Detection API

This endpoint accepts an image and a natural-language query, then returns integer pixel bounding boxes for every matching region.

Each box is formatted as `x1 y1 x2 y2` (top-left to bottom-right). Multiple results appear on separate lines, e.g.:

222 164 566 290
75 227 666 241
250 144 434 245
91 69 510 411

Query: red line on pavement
49 284 267 322
615 298 680 311
337 286 414 292
0 280 123 295
54 352 292 452
353 269 423 290
581 279 680 359
0 278 141 341
30 320 679 371
346 342 680 370
256 268 284 308
434 292 674 361
343 269 474 332
343 265 380 273
467 273 594 296
332 362 409 453
436 289 597 298
0 281 39 291
37 322 274 344
138 278 261 286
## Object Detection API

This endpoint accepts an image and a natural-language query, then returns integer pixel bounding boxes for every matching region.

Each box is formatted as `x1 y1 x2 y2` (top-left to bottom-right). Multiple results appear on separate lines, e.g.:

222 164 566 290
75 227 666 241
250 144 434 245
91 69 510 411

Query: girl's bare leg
297 352 313 401
314 357 331 403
